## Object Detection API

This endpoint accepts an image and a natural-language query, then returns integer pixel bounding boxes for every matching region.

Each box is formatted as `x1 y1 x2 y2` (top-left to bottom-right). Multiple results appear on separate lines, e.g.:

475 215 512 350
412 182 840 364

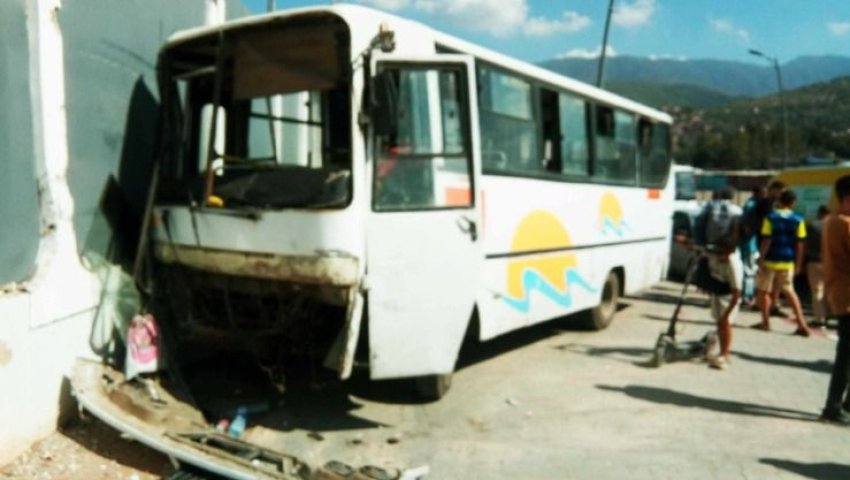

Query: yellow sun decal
504 210 595 312
598 192 630 237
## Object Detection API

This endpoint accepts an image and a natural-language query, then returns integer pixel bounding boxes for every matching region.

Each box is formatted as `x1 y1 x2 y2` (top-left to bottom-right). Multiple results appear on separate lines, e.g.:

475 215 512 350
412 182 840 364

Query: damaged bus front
75 10 367 478
147 10 364 385
73 5 482 476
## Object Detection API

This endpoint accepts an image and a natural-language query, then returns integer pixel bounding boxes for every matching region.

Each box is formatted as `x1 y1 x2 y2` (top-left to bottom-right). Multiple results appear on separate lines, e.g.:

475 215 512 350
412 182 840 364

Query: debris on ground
347 433 365 446
399 465 430 480
0 416 172 479
386 432 404 444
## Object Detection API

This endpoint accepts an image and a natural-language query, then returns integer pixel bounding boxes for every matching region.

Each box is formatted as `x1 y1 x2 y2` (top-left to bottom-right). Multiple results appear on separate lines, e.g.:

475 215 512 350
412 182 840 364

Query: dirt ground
0 416 175 480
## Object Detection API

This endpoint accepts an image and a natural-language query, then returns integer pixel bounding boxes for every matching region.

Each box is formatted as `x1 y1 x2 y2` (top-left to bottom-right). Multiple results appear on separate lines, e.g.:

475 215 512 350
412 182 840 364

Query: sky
242 0 850 65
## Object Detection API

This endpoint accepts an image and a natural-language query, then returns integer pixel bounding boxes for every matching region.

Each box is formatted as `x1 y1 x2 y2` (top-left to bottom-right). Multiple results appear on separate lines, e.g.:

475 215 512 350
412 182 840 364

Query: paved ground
3 280 848 479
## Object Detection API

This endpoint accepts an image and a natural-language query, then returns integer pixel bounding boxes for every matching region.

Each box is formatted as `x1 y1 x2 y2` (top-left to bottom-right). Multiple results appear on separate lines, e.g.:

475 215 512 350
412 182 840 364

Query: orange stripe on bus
446 187 472 207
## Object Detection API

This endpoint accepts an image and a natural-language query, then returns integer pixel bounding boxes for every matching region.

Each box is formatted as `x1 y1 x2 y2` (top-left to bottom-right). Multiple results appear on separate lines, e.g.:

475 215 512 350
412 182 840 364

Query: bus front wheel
581 271 620 330
414 373 452 400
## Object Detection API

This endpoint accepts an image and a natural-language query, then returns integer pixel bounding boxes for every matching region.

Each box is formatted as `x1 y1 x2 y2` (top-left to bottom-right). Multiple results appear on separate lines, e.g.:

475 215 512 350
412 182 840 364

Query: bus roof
164 3 672 124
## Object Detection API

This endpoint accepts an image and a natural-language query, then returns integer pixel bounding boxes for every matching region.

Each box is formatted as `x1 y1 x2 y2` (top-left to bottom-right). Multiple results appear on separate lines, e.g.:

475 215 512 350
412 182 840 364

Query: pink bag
125 313 159 379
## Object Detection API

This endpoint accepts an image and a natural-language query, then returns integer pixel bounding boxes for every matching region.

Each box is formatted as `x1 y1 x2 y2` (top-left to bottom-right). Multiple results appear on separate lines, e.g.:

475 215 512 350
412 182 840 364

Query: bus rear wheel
581 271 620 330
414 373 452 400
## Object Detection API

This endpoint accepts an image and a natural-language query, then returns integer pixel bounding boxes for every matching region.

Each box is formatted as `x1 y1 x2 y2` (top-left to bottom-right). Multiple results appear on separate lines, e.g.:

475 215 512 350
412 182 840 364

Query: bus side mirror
371 71 398 137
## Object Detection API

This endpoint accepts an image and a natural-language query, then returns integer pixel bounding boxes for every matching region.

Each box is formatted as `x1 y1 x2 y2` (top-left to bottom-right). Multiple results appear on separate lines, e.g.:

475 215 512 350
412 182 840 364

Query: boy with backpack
752 189 812 337
695 187 743 370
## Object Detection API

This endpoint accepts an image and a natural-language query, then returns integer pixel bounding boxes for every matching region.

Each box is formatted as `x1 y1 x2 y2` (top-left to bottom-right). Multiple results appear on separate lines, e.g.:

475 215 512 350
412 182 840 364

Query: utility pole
596 0 615 88
749 49 789 169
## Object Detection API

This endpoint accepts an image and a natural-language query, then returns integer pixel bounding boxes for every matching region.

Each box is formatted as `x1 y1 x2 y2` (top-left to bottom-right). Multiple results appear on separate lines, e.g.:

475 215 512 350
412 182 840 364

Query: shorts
707 252 742 291
707 253 742 323
755 265 793 293
710 294 739 324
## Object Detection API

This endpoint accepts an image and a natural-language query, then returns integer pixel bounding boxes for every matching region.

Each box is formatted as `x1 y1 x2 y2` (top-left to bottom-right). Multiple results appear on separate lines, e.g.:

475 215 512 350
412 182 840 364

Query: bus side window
640 123 670 188
539 88 561 173
614 110 637 184
593 105 616 181
559 92 590 177
477 65 537 175
593 106 636 185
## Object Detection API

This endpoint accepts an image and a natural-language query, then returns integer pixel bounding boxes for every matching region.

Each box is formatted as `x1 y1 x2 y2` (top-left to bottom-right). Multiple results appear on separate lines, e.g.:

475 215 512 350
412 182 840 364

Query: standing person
755 181 786 243
698 187 743 370
806 205 829 329
739 186 766 307
821 175 850 424
752 189 811 336
756 181 788 316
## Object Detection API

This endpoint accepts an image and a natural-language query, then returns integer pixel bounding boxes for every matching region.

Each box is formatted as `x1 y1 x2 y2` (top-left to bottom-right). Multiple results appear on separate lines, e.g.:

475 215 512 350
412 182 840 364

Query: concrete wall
0 0 40 285
0 0 247 466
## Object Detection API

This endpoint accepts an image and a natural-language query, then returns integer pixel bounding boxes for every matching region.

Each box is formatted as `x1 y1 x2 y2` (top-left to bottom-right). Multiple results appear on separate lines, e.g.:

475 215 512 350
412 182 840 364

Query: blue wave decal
503 268 598 313
600 217 631 237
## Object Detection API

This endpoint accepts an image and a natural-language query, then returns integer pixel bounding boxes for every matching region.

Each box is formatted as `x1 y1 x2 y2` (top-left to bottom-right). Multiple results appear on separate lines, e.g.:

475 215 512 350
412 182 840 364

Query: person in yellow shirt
752 189 811 336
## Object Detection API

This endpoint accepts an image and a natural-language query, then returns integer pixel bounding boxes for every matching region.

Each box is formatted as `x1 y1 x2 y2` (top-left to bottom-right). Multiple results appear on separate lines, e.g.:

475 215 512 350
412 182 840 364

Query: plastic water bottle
228 407 247 438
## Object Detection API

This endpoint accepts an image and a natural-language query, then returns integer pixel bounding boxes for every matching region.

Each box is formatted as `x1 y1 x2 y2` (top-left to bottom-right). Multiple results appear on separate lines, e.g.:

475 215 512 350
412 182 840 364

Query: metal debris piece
398 465 430 480
142 378 166 406
316 460 355 479
355 465 397 480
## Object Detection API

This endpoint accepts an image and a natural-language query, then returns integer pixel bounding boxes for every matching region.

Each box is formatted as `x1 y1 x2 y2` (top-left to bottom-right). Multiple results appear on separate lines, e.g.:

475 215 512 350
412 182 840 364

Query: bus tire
414 373 452 400
581 271 620 330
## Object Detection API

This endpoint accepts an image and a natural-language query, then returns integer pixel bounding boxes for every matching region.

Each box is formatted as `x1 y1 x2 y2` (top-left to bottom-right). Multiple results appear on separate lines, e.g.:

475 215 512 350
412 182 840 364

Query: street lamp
596 0 615 87
749 49 789 169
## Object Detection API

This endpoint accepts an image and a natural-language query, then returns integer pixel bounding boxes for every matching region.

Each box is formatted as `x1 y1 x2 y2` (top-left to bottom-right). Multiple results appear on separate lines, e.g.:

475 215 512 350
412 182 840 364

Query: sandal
793 328 811 337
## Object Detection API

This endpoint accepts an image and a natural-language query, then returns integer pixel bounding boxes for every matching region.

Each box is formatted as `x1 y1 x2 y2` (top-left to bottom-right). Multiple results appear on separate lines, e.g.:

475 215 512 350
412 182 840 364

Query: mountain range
540 55 850 108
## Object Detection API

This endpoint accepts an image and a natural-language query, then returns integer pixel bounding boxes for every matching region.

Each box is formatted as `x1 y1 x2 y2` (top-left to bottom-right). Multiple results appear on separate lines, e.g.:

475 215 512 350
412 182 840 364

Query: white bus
72 4 674 475
141 3 673 394
71 3 675 470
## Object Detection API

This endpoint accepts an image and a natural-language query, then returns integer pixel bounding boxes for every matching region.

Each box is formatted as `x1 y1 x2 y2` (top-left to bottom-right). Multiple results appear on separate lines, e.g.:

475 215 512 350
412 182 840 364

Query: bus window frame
369 59 478 214
470 58 670 190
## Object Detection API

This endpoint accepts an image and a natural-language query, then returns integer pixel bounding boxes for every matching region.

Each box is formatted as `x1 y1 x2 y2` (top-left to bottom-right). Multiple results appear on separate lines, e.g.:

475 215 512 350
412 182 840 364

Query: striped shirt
760 208 806 270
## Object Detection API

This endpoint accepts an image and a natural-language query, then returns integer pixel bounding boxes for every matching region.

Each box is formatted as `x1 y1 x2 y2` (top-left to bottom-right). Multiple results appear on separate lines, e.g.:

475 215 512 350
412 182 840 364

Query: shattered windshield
157 14 352 209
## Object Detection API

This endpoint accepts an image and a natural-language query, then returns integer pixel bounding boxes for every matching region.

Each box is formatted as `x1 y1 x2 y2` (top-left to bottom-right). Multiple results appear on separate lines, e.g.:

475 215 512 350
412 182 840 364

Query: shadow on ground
632 290 709 309
61 416 174 477
733 351 833 374
555 344 665 369
597 384 819 422
254 380 388 432
760 459 850 479
455 306 631 370
350 306 625 405
642 313 715 327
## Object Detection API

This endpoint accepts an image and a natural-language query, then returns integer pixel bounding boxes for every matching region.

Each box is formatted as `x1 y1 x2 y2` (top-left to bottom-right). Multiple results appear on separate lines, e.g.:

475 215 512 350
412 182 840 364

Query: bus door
366 55 481 379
